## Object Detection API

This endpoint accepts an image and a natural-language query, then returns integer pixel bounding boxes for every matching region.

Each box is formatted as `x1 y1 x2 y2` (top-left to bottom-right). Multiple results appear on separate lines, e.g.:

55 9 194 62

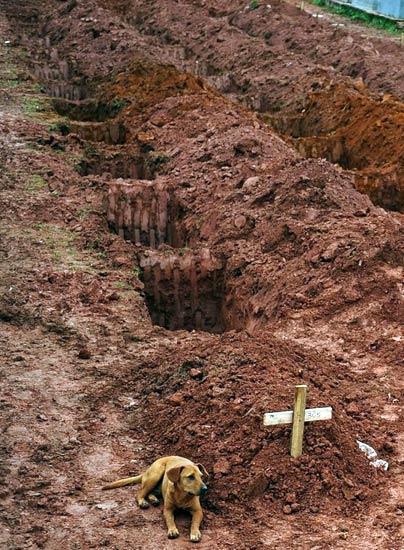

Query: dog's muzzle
199 485 208 496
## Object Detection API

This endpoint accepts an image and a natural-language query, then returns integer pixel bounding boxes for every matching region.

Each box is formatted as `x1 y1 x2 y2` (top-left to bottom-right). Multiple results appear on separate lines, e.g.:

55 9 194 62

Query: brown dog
103 456 208 542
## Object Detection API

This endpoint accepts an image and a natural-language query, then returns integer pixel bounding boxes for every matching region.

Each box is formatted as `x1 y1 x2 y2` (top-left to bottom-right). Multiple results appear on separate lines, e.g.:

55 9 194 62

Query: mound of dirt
106 61 209 113
109 333 382 516
94 0 404 210
269 80 404 210
96 63 403 333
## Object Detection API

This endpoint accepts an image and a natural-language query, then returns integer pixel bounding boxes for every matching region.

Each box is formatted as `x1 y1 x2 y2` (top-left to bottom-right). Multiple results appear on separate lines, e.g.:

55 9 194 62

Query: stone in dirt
213 458 231 476
78 348 91 360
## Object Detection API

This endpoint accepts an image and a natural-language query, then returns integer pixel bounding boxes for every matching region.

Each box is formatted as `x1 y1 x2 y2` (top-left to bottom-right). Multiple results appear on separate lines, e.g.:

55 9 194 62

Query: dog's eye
187 474 195 480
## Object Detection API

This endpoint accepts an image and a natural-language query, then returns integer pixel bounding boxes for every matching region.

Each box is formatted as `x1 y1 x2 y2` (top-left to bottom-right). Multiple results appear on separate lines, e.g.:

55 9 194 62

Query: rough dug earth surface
0 1 403 549
96 0 404 211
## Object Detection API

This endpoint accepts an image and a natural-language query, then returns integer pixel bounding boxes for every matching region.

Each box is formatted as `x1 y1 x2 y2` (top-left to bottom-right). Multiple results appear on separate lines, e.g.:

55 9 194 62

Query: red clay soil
94 0 404 211
0 1 403 549
98 0 404 99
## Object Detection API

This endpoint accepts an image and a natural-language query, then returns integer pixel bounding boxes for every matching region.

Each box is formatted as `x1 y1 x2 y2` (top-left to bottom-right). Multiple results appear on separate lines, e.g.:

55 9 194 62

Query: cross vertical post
290 384 307 458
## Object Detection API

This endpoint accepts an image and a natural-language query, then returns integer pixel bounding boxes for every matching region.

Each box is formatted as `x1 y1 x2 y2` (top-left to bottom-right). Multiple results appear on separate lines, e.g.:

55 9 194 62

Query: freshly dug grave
96 332 385 515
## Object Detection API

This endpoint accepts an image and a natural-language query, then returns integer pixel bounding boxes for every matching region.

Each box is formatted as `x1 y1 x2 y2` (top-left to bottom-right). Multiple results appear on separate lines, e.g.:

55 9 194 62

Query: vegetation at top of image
249 0 260 9
146 152 169 170
142 152 170 177
76 206 93 220
0 76 19 88
113 280 134 290
311 0 402 34
83 142 100 158
0 63 21 89
109 97 129 114
177 246 191 257
132 265 142 278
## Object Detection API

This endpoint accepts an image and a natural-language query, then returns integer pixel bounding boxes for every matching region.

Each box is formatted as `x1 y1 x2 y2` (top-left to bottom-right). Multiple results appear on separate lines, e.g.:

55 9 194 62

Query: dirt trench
0 1 403 549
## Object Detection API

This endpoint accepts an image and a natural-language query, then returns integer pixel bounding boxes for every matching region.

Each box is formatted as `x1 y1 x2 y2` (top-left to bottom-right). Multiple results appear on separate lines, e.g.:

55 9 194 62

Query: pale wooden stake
290 384 307 458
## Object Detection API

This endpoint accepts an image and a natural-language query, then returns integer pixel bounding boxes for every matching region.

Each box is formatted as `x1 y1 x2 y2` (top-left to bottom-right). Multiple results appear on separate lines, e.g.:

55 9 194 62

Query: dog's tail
102 474 142 490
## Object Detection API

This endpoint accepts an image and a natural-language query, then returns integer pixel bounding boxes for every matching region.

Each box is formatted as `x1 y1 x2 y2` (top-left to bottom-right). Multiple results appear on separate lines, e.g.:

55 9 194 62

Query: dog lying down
103 455 209 543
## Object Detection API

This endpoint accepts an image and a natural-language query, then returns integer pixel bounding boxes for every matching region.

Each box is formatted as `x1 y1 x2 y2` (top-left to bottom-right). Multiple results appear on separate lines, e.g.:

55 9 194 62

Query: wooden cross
263 385 332 457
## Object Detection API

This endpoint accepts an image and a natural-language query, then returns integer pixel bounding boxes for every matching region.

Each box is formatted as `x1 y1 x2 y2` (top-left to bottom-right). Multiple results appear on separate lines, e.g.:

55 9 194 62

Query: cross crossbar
263 385 332 457
263 406 332 426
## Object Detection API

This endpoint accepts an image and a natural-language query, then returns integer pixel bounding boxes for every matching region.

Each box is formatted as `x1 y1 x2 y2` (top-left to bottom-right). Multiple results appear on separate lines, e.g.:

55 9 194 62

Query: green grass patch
49 121 71 135
83 142 99 157
0 77 20 89
311 0 402 34
0 63 21 89
32 82 44 93
21 94 52 119
26 174 47 193
109 97 129 115
28 223 93 271
144 152 169 175
76 206 93 220
113 280 134 290
132 265 142 278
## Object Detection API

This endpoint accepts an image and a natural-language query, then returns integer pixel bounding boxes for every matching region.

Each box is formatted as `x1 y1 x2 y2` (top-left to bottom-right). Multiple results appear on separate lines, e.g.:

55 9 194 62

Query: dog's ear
167 466 184 484
196 463 209 479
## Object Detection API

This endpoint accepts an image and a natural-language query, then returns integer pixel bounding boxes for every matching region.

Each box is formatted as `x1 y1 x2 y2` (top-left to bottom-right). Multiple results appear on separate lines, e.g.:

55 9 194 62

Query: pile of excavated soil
99 0 404 101
97 333 383 515
25 0 404 210
95 65 403 334
93 0 404 210
269 80 404 210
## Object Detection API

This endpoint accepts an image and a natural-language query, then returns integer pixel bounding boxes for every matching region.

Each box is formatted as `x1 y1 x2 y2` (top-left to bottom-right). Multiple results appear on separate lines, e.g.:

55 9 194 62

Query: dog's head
167 463 209 497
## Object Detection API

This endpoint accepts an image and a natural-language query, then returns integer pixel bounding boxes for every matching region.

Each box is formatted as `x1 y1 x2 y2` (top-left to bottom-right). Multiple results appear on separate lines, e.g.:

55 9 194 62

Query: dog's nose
200 485 208 495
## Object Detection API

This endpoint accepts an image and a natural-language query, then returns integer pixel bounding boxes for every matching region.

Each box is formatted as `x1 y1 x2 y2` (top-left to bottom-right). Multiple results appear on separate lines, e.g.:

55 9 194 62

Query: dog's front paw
190 530 202 543
137 498 149 509
147 494 160 506
167 528 180 539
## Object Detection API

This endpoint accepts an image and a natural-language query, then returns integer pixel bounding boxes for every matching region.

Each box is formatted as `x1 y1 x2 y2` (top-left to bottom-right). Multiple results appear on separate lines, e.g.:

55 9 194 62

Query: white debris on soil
357 440 389 471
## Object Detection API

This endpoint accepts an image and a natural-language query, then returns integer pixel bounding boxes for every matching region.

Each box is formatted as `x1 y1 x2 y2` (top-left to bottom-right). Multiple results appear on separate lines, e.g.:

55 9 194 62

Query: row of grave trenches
18 6 402 356
19 31 230 334
19 31 131 147
94 0 404 212
21 5 403 341
18 0 404 213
